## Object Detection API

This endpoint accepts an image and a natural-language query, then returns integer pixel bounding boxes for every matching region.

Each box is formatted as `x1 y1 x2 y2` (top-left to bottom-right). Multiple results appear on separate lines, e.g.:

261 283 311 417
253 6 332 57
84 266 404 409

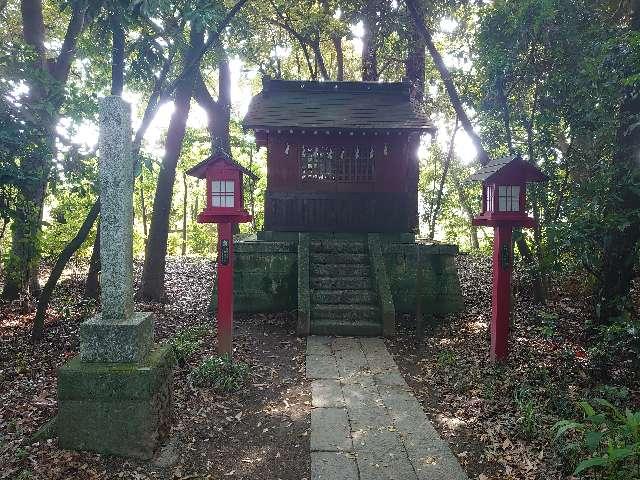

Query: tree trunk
596 1 640 324
405 4 425 103
110 12 125 96
140 171 148 238
140 31 199 301
515 233 545 303
181 172 187 256
405 0 490 165
334 36 344 80
450 166 480 250
84 223 100 299
361 0 379 81
32 201 100 341
428 119 458 240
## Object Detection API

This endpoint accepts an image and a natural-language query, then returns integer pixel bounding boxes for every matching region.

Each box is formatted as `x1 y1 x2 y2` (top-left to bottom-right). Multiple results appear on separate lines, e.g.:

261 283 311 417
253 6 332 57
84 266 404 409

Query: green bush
190 355 249 392
171 325 208 366
553 399 640 478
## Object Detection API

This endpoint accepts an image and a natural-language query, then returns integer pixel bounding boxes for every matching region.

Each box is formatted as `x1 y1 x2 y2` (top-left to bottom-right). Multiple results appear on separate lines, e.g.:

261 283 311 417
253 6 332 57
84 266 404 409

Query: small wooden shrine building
211 79 463 337
243 79 435 233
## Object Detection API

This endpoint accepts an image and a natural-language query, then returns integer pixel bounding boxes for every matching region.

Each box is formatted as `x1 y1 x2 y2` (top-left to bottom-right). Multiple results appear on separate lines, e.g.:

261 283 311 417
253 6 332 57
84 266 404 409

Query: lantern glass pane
225 181 234 194
212 180 221 192
498 185 507 211
225 195 234 207
511 186 520 211
212 195 221 207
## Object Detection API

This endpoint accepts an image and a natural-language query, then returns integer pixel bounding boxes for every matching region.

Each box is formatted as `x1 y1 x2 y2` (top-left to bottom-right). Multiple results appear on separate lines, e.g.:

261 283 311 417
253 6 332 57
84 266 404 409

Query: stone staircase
308 238 383 336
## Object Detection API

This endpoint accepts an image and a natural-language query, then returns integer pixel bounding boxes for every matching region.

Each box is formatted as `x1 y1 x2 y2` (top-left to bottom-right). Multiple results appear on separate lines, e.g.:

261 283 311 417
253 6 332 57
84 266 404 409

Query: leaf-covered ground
0 258 310 479
387 255 640 480
1 255 638 479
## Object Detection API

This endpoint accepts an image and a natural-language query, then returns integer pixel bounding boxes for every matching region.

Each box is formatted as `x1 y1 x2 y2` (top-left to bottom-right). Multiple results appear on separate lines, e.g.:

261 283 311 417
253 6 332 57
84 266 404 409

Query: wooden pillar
216 222 234 356
491 224 513 361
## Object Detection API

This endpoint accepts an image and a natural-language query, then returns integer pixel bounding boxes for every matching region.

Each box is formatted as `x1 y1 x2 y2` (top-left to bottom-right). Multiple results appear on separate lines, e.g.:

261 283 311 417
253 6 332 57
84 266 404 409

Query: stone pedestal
80 312 153 363
58 344 174 459
57 96 174 459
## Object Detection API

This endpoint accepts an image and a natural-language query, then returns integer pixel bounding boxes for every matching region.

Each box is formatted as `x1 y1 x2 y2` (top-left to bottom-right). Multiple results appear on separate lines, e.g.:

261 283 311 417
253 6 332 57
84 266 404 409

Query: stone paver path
307 336 469 480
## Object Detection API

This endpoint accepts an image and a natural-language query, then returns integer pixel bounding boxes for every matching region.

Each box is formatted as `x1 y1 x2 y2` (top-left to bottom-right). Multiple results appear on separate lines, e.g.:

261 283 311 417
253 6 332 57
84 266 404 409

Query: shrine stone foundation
57 96 174 459
210 232 463 336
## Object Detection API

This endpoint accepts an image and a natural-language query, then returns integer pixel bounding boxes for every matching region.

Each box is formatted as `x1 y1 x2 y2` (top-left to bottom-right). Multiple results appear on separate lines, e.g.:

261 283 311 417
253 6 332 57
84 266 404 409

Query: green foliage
514 387 539 439
171 325 208 366
553 399 640 478
190 354 250 392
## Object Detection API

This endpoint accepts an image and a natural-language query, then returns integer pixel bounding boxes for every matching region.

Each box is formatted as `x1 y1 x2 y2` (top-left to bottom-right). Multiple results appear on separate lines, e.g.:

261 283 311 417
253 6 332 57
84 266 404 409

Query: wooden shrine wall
263 132 419 232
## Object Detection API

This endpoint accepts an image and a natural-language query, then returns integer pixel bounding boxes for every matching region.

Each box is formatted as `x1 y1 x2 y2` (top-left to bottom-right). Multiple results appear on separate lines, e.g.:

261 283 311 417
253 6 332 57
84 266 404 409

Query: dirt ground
387 255 640 480
0 258 311 480
1 255 638 480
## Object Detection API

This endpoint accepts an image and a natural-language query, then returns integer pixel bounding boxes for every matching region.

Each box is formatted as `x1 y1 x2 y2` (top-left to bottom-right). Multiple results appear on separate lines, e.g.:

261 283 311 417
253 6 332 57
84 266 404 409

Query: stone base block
80 311 154 363
57 344 174 459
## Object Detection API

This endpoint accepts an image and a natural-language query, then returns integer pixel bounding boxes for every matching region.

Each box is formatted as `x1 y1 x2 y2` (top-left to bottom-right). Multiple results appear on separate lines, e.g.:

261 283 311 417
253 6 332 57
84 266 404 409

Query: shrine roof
243 79 434 132
469 154 547 183
186 150 258 180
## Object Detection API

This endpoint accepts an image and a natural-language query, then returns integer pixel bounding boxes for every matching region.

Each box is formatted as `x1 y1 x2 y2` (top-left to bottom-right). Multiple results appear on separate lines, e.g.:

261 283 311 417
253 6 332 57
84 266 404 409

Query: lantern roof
469 154 547 183
186 150 258 181
243 78 434 132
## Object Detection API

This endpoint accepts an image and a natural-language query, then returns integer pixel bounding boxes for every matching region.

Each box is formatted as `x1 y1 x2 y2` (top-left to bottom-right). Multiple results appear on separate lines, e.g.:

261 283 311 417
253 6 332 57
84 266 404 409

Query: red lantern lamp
469 154 547 362
187 151 257 356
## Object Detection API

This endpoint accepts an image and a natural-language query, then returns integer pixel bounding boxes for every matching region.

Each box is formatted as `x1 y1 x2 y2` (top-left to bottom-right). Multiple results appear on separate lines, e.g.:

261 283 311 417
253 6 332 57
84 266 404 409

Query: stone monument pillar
57 96 174 459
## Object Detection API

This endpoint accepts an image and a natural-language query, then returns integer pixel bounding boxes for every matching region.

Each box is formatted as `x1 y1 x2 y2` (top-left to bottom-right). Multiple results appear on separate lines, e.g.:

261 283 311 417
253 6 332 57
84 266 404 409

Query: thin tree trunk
140 171 148 238
140 30 199 301
110 12 125 96
361 0 378 81
428 119 459 240
405 0 490 165
405 2 425 102
84 223 100 299
334 36 344 80
450 166 480 250
181 172 187 256
32 201 100 341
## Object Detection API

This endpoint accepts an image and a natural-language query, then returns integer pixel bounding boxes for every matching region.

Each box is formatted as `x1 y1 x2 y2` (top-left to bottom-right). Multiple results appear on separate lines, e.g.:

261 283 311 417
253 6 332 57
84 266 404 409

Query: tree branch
405 0 490 165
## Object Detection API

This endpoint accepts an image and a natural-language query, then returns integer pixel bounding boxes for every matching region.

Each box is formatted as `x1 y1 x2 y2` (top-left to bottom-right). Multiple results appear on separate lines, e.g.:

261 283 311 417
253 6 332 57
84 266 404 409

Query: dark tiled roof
469 154 548 182
243 79 434 131
186 149 258 180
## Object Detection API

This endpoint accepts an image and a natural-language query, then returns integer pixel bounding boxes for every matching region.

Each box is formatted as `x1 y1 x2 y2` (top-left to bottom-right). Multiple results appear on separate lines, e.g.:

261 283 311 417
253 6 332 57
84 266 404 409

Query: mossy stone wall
211 241 298 314
382 243 463 314
210 236 463 317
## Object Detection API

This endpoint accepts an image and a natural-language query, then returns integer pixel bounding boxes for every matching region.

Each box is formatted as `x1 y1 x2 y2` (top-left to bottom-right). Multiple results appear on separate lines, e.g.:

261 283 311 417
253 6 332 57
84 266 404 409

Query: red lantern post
186 152 257 356
470 155 547 362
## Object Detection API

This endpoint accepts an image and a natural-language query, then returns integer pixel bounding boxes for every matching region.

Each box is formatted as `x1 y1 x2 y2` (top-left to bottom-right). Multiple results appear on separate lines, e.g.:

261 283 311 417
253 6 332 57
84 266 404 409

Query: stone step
310 263 371 277
311 289 378 305
310 319 382 336
311 304 380 322
310 253 369 265
310 276 373 290
310 240 367 254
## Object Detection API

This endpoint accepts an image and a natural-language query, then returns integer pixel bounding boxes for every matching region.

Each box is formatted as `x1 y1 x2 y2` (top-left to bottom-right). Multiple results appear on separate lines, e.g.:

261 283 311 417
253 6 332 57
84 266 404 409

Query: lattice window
212 180 235 207
498 185 520 212
486 185 494 212
300 144 374 182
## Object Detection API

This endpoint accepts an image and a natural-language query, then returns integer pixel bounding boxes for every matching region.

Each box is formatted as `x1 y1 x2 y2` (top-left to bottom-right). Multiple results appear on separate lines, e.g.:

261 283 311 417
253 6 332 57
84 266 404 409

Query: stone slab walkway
307 336 469 480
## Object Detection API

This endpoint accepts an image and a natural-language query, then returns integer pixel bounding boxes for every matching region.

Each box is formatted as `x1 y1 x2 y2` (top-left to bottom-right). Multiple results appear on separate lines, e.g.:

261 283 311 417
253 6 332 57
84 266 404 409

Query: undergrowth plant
171 325 208 366
553 399 640 479
190 355 250 392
